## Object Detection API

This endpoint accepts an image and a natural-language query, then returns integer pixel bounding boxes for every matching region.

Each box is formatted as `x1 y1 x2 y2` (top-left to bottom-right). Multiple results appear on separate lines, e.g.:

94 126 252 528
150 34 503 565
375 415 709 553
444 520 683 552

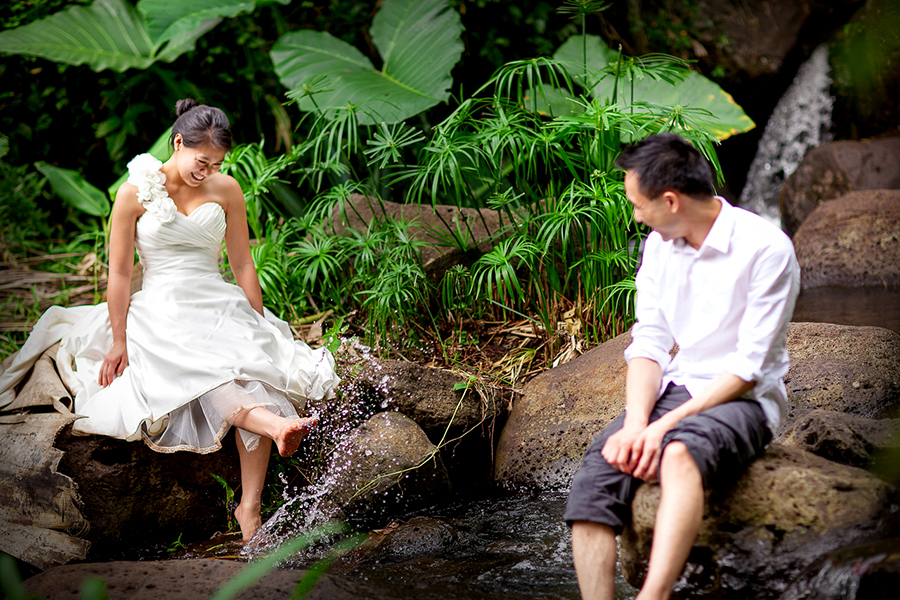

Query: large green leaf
549 35 754 140
272 0 463 124
0 0 222 72
36 162 110 217
138 0 263 46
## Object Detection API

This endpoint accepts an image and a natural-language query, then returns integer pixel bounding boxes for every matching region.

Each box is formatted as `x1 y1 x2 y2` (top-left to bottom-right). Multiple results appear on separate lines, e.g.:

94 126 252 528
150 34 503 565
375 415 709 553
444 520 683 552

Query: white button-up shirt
624 197 800 434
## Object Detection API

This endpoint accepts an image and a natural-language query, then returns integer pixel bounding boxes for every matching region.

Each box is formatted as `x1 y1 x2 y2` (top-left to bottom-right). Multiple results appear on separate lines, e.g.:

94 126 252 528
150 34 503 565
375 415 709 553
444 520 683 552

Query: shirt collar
696 196 733 255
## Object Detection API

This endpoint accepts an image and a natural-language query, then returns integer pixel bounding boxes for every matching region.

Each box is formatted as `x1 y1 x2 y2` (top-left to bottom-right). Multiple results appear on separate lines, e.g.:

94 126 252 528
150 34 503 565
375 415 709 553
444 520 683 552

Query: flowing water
740 44 834 225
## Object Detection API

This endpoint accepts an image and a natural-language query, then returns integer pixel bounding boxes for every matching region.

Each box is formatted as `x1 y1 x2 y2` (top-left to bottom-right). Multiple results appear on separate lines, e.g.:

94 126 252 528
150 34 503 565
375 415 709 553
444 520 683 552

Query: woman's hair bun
175 98 200 118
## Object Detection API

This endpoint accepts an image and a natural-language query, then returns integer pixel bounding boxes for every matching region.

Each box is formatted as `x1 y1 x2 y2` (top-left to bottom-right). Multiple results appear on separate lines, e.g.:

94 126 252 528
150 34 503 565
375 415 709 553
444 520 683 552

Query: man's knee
660 441 700 481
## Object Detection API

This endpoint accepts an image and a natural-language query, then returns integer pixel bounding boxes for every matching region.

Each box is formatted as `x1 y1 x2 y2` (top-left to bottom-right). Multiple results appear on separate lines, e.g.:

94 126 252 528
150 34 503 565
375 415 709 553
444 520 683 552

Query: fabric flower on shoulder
126 154 176 223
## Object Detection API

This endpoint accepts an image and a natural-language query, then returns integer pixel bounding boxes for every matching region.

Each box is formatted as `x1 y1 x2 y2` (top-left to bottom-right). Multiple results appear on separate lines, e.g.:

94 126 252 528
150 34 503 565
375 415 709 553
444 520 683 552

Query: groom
565 133 800 600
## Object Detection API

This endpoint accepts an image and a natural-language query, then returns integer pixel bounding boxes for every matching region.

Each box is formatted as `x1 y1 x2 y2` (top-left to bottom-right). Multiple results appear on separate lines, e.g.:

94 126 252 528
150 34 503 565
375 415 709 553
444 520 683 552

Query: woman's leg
234 430 270 541
232 406 317 457
230 407 317 541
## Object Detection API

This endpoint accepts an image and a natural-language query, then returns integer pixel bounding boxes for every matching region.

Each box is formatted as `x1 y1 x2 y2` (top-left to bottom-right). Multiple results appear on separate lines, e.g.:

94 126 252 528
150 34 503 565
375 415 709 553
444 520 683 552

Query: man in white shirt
565 133 800 600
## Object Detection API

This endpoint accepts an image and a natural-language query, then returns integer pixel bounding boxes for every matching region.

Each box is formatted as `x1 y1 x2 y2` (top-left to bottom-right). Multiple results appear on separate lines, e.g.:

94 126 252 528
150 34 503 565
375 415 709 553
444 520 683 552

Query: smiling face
172 134 226 187
624 170 681 241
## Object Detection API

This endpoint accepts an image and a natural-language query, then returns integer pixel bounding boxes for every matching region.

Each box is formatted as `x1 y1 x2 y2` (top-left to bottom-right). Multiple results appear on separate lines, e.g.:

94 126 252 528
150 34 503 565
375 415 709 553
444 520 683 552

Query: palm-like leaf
271 0 464 124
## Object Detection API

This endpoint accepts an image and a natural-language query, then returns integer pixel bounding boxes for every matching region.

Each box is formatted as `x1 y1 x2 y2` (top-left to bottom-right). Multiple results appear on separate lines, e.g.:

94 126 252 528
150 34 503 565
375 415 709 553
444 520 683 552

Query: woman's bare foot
234 502 262 542
274 417 317 457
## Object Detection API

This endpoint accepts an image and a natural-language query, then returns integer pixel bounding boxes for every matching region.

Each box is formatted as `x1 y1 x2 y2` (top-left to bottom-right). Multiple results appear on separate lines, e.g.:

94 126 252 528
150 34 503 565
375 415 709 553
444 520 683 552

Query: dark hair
614 133 715 199
169 98 233 151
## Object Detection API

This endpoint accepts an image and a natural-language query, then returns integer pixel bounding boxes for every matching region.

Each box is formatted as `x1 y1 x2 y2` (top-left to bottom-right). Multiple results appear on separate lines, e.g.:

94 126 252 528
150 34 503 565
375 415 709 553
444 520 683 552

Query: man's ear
661 190 680 214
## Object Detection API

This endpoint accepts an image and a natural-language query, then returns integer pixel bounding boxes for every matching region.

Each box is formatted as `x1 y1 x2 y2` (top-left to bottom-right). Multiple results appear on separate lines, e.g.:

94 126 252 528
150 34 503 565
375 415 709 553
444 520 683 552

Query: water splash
740 44 834 226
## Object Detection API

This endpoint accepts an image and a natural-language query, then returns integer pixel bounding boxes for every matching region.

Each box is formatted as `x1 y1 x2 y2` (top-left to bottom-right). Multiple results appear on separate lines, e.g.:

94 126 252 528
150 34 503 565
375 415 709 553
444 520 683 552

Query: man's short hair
614 133 716 199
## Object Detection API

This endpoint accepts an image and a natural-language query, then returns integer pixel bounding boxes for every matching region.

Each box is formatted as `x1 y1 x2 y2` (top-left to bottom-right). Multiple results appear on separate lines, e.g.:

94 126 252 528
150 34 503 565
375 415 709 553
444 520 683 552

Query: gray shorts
564 383 771 534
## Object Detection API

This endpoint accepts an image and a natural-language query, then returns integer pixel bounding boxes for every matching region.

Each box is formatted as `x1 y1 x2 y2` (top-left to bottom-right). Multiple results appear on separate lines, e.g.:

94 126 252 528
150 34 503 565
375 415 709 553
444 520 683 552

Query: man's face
624 171 679 241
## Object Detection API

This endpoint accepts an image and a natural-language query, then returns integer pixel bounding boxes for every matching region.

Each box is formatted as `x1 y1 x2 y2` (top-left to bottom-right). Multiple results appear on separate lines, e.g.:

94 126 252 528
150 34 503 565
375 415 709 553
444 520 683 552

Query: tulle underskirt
142 379 300 454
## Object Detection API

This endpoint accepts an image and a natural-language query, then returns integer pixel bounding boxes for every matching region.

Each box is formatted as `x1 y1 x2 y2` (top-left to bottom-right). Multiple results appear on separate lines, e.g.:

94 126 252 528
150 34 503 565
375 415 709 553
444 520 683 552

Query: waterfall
739 44 834 226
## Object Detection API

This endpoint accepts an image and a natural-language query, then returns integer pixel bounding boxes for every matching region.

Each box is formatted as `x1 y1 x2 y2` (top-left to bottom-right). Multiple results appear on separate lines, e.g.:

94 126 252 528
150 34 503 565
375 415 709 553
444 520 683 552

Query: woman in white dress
0 99 339 541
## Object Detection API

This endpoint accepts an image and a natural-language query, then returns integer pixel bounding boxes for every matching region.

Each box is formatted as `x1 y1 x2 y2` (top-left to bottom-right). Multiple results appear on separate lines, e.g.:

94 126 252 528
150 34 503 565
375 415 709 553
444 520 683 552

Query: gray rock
493 333 631 488
351 359 495 439
23 558 387 600
778 409 900 471
622 444 900 600
351 516 460 564
326 194 502 282
793 190 900 289
325 412 452 524
55 427 240 559
781 322 900 435
779 137 900 236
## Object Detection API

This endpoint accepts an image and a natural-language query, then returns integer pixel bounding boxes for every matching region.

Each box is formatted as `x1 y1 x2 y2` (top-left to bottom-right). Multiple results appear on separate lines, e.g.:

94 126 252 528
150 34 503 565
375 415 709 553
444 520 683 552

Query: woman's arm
100 184 143 387
221 177 264 315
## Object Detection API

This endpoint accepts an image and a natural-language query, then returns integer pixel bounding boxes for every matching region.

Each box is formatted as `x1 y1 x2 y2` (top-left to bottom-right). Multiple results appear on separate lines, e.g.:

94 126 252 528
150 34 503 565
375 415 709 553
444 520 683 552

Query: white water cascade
739 44 834 226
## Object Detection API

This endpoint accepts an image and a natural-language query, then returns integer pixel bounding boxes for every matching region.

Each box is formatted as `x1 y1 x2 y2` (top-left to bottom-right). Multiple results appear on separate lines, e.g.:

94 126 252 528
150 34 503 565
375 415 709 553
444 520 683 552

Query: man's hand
630 419 671 482
601 423 644 475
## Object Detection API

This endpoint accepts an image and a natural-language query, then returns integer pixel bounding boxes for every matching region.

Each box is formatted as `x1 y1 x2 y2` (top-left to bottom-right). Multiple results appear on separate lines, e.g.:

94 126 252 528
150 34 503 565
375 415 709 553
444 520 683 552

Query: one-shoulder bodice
135 201 226 289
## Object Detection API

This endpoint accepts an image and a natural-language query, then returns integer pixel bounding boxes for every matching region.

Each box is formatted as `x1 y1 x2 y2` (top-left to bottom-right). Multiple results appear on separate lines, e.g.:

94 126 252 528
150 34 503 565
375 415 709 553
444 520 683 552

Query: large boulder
779 137 900 236
347 358 503 491
55 427 241 559
493 333 631 488
326 194 501 282
323 412 452 525
781 323 900 435
779 409 900 473
793 190 900 289
622 444 900 600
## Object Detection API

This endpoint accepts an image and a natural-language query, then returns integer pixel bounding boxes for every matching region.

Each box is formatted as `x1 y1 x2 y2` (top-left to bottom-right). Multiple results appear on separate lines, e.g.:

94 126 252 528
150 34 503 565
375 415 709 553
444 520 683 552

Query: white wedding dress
0 154 339 453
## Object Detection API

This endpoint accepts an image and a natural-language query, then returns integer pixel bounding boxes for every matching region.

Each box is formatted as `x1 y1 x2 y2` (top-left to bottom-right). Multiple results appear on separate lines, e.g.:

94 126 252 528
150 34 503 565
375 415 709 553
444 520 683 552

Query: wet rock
792 190 900 289
350 516 460 565
779 409 900 470
326 194 502 282
350 359 502 492
325 412 452 525
778 536 900 600
779 137 900 236
493 333 631 488
781 322 900 435
55 427 240 559
621 444 900 600
352 359 496 438
23 558 387 600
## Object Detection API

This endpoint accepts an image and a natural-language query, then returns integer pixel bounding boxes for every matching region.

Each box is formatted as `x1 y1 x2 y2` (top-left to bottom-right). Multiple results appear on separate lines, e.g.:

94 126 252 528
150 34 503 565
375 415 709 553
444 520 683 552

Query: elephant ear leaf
0 0 226 72
137 0 259 47
36 162 110 217
549 35 755 141
272 0 463 124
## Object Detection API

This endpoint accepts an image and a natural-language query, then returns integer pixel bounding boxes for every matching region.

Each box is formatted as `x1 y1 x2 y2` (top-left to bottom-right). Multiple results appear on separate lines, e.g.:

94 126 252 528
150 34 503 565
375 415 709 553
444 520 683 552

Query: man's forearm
655 372 755 430
623 357 663 427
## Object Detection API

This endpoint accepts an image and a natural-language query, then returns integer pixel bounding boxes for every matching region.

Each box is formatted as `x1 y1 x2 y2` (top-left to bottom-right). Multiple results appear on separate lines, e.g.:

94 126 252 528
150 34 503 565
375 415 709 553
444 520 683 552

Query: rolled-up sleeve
723 237 800 392
624 235 675 370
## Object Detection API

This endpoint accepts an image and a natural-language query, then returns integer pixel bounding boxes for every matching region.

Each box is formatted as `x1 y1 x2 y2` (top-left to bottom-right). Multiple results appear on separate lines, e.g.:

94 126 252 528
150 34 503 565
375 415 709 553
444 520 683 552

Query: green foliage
0 0 285 73
210 473 237 533
272 0 464 124
35 162 109 217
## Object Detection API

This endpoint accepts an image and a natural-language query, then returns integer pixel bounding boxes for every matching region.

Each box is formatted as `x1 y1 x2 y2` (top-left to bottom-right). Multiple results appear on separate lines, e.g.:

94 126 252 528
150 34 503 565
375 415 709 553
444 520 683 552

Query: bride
0 99 339 541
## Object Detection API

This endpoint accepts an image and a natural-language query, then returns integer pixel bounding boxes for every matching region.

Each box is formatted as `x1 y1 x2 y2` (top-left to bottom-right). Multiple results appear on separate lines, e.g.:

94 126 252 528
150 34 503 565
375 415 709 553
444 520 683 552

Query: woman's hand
99 341 128 387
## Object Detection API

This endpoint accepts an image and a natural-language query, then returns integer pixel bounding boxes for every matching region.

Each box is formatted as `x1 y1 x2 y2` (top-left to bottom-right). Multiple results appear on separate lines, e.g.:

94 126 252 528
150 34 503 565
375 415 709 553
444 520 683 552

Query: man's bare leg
636 442 704 600
572 521 618 600
233 430 270 541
